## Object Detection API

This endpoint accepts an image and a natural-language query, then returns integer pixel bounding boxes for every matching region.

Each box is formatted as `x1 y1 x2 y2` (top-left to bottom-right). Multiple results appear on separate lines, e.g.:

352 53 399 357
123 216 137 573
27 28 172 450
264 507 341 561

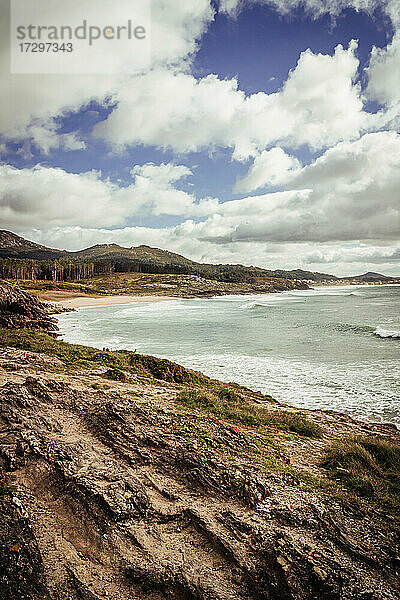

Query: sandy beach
56 295 176 309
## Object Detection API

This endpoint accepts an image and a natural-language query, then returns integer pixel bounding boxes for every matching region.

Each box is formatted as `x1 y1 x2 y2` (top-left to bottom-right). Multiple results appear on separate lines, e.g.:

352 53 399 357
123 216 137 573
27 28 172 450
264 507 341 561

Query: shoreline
55 295 177 309
52 282 400 309
57 282 400 308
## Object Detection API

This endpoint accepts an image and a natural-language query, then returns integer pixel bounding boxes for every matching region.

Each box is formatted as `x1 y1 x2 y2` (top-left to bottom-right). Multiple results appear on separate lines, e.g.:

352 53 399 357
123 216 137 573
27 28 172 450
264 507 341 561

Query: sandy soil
55 295 176 309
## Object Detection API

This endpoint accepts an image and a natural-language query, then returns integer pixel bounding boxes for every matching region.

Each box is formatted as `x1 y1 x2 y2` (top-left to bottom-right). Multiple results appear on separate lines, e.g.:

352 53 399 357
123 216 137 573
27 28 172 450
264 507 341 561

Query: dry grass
322 435 400 512
176 387 324 438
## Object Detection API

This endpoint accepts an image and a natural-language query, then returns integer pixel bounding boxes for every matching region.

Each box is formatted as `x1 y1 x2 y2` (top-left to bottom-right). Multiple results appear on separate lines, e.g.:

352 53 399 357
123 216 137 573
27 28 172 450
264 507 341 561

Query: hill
343 272 398 282
0 230 64 260
0 230 337 283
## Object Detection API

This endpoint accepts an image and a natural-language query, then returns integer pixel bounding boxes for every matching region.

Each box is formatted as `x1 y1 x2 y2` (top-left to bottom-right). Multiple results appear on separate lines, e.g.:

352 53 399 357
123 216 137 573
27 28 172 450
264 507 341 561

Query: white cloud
16 225 400 277
94 41 369 157
220 0 399 24
367 32 400 107
303 245 400 265
234 148 301 192
3 131 399 248
0 0 396 159
0 162 218 229
129 163 219 217
0 165 124 228
182 131 400 243
0 0 215 153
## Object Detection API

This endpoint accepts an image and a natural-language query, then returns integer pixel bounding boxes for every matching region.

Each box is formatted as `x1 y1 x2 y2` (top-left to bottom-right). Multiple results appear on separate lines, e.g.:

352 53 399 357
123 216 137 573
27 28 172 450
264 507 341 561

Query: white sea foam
170 352 400 425
56 284 400 425
374 326 400 339
288 289 362 298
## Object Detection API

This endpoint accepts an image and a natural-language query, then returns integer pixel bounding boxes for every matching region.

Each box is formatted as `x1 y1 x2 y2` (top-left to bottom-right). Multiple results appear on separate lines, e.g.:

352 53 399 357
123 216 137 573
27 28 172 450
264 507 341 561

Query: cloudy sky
1 0 399 276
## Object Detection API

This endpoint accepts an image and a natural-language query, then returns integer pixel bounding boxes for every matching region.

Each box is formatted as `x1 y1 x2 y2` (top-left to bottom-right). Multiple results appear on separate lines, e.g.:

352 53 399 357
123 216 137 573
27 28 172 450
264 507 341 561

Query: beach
55 295 176 309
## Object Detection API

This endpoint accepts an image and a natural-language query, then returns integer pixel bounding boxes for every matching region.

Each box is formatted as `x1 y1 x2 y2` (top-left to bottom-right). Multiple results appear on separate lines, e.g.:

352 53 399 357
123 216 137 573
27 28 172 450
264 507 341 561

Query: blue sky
0 0 399 275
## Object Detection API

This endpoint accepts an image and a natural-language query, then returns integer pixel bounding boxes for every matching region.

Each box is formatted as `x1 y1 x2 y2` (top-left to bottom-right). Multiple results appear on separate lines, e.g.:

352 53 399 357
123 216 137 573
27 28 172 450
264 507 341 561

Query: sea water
57 285 400 425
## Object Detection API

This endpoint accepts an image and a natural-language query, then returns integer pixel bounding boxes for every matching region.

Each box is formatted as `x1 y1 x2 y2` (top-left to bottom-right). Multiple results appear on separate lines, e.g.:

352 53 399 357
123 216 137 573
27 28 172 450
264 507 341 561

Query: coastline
1 281 400 598
55 294 177 310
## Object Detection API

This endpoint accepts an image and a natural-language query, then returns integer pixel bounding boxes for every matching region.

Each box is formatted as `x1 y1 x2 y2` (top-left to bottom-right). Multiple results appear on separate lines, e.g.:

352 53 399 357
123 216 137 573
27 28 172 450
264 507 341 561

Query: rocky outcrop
0 343 399 600
0 281 58 334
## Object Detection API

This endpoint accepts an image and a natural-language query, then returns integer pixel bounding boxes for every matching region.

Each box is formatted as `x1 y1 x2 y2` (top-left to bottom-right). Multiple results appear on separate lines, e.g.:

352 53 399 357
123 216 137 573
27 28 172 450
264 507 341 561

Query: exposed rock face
0 346 399 600
0 281 58 334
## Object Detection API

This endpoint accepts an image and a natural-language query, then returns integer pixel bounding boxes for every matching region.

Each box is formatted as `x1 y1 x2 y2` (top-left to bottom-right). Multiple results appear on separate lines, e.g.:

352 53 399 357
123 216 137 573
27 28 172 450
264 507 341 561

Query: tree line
0 258 112 281
0 256 285 284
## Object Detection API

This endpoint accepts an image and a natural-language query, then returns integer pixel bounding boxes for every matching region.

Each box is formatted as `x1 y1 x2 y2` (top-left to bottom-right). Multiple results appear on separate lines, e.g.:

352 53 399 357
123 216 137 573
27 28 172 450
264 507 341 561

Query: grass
0 327 209 386
175 387 324 438
16 280 102 294
182 424 214 446
322 435 400 513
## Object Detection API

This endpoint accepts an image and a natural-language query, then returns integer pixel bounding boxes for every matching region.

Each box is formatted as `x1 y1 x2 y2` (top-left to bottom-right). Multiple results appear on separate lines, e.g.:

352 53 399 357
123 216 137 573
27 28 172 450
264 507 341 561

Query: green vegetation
175 387 324 438
182 423 214 446
0 327 209 386
125 566 173 593
103 367 129 382
1 231 335 284
141 570 172 592
0 480 10 496
0 254 304 285
322 435 400 512
0 257 103 282
18 280 106 295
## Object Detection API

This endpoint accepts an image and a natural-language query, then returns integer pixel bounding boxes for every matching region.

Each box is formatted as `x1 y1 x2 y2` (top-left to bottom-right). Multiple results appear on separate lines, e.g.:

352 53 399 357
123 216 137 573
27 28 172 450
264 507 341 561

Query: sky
0 0 399 276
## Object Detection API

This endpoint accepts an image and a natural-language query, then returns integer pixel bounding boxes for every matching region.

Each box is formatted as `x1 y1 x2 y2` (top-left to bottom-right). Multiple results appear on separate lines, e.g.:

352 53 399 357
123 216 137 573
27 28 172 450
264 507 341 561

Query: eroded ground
0 336 399 600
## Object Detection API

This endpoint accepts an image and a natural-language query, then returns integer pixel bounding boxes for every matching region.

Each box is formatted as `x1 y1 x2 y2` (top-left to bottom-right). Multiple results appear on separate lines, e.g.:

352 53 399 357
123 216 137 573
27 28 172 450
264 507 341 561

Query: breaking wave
374 326 400 339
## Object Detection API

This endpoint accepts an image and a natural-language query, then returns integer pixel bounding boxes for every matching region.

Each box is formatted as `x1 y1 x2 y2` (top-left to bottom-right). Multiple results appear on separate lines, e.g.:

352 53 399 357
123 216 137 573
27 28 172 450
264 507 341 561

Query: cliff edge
0 287 399 600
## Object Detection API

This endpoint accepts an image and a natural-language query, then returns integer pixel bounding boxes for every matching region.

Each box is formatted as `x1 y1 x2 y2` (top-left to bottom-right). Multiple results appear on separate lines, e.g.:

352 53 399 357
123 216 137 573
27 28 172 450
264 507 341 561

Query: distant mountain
0 230 64 260
73 243 198 268
343 272 398 282
0 230 337 282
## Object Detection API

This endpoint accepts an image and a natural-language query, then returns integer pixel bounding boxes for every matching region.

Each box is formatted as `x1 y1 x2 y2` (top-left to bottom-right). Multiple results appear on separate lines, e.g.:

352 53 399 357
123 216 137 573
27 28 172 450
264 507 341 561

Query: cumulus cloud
234 148 301 192
0 0 396 159
303 245 400 265
184 131 400 244
129 163 219 217
94 41 369 157
220 0 398 23
3 131 399 247
2 0 399 277
0 166 124 228
0 0 215 153
16 224 400 277
367 32 400 107
0 162 217 229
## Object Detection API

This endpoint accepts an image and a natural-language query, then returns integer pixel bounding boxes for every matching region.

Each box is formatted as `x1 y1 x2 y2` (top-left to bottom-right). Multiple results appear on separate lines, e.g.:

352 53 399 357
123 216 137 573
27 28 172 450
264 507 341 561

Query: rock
0 281 58 335
0 353 399 599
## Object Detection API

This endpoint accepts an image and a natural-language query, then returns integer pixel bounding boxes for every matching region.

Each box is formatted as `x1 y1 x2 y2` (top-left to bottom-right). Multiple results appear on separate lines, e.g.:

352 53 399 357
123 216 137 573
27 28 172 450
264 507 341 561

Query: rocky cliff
0 289 399 600
0 281 58 335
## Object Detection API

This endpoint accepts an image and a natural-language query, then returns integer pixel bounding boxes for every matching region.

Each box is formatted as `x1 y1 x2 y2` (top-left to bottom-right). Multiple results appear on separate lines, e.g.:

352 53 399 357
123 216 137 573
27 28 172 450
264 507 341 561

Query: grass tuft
322 435 400 512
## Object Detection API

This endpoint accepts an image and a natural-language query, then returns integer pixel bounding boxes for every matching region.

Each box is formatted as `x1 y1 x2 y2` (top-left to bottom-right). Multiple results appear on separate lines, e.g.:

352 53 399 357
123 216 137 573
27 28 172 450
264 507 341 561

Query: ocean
57 285 400 425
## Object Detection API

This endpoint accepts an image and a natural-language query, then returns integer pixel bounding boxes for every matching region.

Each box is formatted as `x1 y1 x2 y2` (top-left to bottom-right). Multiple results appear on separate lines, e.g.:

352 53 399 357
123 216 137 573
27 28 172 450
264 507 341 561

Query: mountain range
0 230 397 282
